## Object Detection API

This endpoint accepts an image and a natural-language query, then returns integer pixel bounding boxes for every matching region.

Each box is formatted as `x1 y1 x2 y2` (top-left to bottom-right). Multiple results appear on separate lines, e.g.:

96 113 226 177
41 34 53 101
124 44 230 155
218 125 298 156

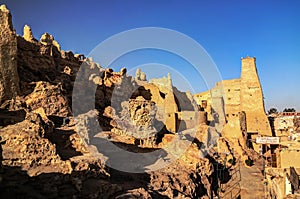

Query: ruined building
263 112 300 198
194 57 272 152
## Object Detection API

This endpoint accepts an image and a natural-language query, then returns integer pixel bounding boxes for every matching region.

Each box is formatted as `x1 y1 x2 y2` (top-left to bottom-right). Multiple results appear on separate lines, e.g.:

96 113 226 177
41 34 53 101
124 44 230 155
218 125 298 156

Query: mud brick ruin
1 4 300 199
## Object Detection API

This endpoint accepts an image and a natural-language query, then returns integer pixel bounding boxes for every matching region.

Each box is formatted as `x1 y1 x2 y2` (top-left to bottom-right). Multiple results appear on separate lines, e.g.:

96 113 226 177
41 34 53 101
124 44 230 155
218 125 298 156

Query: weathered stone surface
140 72 146 81
40 32 54 46
129 97 156 127
0 95 26 111
23 24 36 43
149 160 212 198
39 33 61 58
74 109 101 145
120 67 127 76
0 112 72 176
25 81 71 117
0 5 19 102
135 68 141 80
108 99 159 146
0 154 120 199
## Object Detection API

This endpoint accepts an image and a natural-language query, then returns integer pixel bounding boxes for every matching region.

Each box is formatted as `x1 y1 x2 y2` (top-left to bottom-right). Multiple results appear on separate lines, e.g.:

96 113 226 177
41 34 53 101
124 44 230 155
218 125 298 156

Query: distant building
264 113 300 198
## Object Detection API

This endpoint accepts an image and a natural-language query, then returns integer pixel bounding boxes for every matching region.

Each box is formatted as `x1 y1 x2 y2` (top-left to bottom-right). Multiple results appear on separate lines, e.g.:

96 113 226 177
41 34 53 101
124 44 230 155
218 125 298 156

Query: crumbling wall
0 112 72 176
25 81 71 117
194 57 272 137
274 115 297 137
149 73 178 113
223 114 242 139
194 90 213 121
109 97 158 139
265 168 288 199
173 87 198 111
210 82 226 132
16 29 82 87
0 5 19 102
221 79 241 115
149 159 213 198
221 113 249 162
177 111 200 131
142 83 167 115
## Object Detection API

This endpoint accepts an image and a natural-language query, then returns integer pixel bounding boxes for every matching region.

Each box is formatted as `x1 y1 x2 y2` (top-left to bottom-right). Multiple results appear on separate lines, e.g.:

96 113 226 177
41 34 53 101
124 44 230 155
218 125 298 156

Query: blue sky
1 0 300 111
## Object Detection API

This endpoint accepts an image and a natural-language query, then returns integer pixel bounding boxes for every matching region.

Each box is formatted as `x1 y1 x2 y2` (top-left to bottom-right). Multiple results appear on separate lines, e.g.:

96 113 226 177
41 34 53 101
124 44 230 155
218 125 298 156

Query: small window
159 91 166 99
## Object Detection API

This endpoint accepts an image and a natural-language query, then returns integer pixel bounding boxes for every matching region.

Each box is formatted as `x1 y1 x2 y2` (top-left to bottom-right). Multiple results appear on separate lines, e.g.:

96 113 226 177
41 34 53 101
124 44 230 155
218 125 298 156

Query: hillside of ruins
0 4 300 199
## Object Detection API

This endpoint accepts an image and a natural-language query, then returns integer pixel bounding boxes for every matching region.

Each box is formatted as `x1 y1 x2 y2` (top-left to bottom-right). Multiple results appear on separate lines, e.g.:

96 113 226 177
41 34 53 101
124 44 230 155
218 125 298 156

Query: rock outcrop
0 112 72 176
150 160 213 198
23 24 36 43
0 5 19 103
25 81 71 117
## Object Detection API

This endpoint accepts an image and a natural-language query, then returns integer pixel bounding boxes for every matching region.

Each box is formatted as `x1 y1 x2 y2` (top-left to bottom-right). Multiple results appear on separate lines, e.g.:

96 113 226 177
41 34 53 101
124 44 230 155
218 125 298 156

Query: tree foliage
267 108 278 114
283 108 296 112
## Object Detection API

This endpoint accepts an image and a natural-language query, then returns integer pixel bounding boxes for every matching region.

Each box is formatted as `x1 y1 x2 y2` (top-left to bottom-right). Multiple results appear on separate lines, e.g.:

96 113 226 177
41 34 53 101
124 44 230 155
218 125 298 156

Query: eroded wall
194 57 272 137
221 79 241 115
0 5 19 102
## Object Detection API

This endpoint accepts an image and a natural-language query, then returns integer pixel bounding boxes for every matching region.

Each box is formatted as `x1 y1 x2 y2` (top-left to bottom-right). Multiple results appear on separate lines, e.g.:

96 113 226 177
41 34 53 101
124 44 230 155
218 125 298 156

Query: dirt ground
240 159 266 199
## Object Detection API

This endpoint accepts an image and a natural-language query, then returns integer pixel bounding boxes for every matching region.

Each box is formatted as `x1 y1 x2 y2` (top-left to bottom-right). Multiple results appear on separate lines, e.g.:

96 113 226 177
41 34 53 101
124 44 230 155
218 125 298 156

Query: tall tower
240 56 272 136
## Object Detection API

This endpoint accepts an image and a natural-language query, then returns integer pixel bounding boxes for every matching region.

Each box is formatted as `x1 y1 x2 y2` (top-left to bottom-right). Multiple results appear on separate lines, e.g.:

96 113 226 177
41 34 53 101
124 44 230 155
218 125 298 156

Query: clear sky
1 0 300 111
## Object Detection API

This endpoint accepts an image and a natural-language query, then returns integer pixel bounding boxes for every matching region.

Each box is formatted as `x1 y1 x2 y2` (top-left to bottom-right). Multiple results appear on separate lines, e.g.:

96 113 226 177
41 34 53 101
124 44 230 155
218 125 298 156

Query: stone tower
0 5 19 102
240 56 272 136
